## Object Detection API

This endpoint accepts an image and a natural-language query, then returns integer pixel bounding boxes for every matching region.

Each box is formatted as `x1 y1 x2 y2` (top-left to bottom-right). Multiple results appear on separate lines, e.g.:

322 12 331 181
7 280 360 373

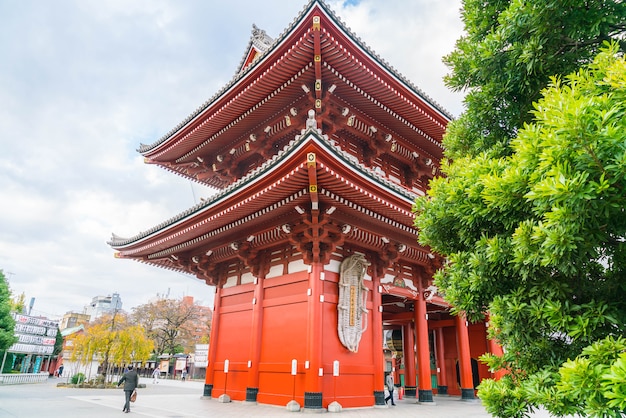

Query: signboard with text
9 313 58 355
175 357 187 371
194 344 209 368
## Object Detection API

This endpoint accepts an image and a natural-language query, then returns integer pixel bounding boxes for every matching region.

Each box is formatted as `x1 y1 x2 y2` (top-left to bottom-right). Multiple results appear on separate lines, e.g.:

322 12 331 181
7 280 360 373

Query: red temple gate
110 0 502 411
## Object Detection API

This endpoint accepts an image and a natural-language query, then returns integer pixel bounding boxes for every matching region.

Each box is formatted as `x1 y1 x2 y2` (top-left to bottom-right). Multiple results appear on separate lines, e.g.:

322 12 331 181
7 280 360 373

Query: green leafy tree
416 45 626 417
443 0 626 159
53 326 63 356
415 2 626 416
0 270 17 351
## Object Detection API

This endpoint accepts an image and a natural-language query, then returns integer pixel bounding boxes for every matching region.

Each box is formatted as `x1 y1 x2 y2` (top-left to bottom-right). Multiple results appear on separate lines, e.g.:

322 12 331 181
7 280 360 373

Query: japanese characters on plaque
9 313 58 355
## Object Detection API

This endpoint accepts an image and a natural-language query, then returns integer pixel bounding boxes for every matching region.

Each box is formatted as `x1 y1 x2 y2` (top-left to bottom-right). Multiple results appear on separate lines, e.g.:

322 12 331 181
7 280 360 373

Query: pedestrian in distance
117 365 138 413
384 372 396 406
181 369 187 381
152 367 160 384
57 365 64 378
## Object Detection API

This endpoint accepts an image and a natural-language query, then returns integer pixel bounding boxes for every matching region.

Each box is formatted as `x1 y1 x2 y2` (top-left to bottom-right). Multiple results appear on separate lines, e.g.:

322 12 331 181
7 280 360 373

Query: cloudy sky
0 0 465 320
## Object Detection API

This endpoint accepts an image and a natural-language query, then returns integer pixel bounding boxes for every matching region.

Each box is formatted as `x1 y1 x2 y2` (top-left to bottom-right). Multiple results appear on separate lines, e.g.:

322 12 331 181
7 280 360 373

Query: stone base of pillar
303 391 324 411
327 401 342 412
418 389 434 403
373 390 386 406
437 385 448 395
286 400 301 412
203 384 213 398
461 388 476 400
404 386 417 398
245 387 259 402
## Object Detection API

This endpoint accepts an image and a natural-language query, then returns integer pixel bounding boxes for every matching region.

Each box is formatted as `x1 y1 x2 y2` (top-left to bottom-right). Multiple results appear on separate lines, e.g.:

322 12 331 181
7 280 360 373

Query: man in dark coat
117 365 139 413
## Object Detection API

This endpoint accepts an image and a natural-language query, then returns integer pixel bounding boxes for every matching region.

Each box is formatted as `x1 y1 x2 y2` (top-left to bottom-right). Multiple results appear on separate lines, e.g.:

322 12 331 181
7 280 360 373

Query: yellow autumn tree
113 325 153 367
69 313 153 384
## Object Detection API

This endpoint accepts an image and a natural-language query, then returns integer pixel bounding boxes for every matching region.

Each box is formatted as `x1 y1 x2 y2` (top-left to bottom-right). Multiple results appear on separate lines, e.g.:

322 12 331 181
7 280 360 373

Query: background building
59 312 90 331
83 293 122 321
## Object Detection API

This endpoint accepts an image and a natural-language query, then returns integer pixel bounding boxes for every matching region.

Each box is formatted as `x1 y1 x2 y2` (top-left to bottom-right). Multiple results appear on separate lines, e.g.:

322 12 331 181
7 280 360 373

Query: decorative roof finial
251 24 273 49
306 109 317 129
302 109 323 135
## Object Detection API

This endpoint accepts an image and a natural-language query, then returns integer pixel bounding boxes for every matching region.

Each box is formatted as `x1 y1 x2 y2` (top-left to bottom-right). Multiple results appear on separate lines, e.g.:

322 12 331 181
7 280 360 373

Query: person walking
181 369 187 381
385 372 396 406
117 365 139 413
152 367 160 384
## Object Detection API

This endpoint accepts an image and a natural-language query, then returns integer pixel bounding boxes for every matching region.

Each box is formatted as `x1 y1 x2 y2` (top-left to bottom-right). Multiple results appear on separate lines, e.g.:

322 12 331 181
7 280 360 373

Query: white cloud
0 0 463 320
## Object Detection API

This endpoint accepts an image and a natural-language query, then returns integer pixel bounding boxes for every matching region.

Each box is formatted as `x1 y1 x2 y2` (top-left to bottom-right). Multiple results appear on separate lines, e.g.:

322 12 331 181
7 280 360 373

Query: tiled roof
111 126 416 248
138 0 451 155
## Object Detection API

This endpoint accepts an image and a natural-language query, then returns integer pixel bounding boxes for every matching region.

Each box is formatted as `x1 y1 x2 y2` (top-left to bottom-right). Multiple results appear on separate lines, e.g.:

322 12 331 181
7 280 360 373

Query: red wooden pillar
485 314 507 380
435 327 448 394
487 337 507 380
415 287 434 403
403 322 417 398
245 275 265 402
371 273 386 406
391 356 399 386
455 314 475 400
304 262 324 410
204 285 223 398
487 323 507 380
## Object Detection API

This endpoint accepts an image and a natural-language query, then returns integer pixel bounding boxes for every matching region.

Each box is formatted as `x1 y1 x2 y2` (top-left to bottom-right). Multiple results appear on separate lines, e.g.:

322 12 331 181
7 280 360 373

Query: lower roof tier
111 129 440 283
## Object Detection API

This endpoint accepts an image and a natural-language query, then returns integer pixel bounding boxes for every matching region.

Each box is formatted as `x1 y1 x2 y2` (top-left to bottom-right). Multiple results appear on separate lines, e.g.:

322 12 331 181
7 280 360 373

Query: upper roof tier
138 0 451 190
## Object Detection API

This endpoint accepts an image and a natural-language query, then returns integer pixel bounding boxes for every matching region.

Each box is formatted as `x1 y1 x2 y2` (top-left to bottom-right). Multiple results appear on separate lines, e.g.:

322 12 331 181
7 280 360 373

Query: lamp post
102 296 122 381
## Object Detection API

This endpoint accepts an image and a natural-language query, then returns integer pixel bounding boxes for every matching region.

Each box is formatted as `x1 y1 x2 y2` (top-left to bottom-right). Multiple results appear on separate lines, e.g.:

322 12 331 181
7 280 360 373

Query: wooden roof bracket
233 240 271 278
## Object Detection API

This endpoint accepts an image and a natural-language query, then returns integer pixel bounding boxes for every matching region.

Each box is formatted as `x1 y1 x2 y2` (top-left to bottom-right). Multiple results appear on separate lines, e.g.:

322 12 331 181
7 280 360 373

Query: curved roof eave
138 0 452 156
111 128 417 249
314 2 452 122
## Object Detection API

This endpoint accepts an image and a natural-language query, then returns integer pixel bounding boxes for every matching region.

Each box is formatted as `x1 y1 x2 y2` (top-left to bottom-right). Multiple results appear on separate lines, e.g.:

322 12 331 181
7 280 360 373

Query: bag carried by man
130 389 137 402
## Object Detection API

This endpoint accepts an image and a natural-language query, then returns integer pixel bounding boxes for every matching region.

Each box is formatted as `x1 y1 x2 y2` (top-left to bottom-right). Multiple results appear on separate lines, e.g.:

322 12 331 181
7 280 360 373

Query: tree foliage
416 44 626 417
70 312 153 381
443 0 626 159
10 291 26 314
0 270 17 351
131 297 208 357
53 326 63 356
415 2 626 416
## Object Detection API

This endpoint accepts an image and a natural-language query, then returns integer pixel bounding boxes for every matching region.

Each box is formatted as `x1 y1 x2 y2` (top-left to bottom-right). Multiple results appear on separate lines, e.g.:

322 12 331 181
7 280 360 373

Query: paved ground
0 376 556 417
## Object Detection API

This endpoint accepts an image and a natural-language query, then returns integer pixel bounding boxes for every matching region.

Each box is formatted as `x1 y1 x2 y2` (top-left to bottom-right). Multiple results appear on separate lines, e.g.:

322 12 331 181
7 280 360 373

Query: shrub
71 373 86 385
